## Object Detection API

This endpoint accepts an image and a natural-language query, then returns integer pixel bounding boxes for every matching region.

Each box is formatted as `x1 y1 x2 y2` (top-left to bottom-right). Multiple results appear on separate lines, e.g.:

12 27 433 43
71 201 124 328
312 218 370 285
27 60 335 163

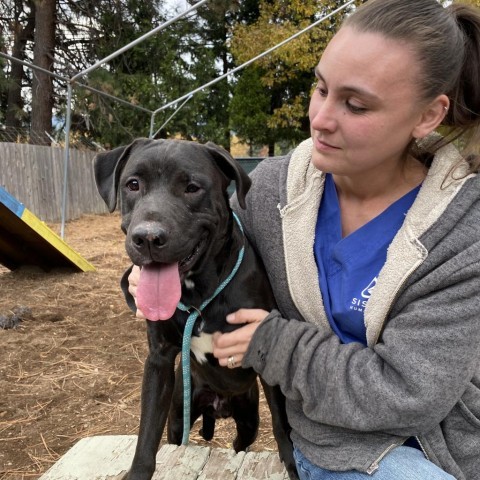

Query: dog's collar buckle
178 303 202 317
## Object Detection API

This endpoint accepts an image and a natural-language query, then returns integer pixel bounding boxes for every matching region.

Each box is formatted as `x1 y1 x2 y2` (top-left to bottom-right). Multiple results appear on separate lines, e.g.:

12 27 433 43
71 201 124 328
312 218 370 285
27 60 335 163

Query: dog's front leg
260 380 299 480
231 381 260 452
127 342 178 480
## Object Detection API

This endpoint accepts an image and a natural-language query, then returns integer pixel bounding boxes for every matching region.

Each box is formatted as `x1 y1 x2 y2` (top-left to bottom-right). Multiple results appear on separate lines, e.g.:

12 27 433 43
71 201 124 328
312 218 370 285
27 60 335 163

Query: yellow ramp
0 186 95 272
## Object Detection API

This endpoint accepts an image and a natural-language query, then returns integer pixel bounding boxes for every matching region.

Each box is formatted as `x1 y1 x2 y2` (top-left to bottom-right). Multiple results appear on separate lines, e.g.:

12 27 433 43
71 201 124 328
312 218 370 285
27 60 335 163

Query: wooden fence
0 142 108 223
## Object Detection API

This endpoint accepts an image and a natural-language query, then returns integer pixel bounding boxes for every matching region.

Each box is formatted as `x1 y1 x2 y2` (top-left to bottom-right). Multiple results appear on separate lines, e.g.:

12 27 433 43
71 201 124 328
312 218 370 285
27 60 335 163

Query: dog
93 139 298 480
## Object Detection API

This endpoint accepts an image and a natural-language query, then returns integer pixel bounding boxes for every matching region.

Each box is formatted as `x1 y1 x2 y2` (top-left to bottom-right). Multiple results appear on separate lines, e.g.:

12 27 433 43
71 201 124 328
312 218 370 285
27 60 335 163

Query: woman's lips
314 137 340 151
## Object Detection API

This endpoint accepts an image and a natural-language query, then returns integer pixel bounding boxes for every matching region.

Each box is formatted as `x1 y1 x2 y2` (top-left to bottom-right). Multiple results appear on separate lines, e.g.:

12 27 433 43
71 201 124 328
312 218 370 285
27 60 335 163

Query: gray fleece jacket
233 137 480 479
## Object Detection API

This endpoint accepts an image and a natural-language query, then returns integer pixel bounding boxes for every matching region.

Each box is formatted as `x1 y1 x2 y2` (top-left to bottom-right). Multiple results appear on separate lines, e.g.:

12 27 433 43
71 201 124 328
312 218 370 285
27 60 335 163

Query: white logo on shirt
361 276 377 299
350 277 378 312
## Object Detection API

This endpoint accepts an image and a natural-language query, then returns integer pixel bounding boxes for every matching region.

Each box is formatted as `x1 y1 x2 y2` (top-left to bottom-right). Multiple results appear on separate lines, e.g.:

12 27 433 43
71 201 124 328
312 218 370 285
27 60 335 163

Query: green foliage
229 66 272 148
68 0 178 145
70 1 195 146
70 0 256 149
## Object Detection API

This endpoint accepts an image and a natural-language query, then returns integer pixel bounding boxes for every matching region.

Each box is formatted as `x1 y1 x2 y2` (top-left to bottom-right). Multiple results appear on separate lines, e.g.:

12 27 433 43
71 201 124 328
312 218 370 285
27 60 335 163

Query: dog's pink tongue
137 263 181 321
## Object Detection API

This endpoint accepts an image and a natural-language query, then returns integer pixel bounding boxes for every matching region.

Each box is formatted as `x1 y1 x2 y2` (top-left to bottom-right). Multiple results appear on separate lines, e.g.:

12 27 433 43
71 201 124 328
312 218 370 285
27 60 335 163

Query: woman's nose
309 96 337 132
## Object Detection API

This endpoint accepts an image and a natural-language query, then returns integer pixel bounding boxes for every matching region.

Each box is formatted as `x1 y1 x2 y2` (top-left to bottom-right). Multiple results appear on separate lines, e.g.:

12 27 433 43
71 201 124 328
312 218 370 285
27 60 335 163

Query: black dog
94 139 297 480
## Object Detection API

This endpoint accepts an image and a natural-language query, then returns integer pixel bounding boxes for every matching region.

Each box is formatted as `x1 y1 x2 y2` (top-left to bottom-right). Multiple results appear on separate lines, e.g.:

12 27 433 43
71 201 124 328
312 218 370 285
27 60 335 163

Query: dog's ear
204 142 252 209
93 138 151 212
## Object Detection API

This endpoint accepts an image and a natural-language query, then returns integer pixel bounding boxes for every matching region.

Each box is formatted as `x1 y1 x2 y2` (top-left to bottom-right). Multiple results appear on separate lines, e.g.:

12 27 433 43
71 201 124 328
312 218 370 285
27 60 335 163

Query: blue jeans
293 446 456 480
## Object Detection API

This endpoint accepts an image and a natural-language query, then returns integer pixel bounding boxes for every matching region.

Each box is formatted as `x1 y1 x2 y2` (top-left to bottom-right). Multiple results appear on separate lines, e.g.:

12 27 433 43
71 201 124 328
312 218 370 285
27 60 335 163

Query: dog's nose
131 224 168 251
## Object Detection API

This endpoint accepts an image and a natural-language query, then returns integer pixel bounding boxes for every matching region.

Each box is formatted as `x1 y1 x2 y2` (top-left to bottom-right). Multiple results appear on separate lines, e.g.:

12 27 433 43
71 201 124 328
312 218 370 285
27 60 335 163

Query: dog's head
94 138 251 214
93 139 251 301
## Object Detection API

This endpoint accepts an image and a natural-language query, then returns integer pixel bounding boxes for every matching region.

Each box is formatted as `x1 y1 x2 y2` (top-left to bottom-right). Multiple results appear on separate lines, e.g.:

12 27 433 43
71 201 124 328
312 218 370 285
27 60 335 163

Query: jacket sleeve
242 253 480 436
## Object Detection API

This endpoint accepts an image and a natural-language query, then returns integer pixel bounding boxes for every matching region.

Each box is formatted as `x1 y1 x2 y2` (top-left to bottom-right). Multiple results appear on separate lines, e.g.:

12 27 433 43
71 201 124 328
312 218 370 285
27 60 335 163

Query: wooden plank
43 146 59 221
152 444 211 480
197 448 246 480
237 451 289 480
36 437 289 480
152 445 287 480
51 146 65 221
32 143 44 221
39 435 137 480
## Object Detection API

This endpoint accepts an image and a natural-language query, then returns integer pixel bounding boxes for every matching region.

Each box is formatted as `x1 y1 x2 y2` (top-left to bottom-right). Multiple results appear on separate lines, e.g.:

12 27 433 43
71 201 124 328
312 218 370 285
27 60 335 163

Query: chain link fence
0 125 104 151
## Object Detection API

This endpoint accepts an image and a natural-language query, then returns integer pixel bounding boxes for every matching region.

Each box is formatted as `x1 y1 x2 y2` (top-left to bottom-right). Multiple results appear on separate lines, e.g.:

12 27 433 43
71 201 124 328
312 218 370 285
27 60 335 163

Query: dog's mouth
179 234 208 273
136 234 209 322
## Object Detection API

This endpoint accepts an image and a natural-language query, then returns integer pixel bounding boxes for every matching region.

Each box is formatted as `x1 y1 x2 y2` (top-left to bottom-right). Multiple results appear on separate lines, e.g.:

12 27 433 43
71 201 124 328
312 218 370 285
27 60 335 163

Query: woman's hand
213 309 269 368
128 265 146 320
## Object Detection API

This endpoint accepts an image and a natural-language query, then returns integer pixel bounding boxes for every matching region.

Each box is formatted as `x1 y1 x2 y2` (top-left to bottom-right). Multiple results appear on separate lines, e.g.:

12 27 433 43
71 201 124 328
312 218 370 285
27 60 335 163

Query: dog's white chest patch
190 332 214 364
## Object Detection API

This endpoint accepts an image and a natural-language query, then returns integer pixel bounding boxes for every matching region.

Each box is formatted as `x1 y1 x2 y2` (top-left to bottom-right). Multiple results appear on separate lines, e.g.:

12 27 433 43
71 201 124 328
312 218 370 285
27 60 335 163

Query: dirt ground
0 213 275 479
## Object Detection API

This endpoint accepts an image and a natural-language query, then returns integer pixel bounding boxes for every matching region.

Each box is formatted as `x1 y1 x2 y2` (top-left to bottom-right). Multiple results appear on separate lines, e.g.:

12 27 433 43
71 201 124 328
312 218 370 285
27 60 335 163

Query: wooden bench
39 435 289 480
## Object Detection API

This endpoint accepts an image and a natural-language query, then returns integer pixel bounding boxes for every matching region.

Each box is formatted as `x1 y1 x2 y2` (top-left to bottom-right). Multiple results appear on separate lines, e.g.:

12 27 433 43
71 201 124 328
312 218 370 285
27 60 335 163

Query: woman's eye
126 179 140 191
316 85 328 97
185 183 200 193
346 101 367 114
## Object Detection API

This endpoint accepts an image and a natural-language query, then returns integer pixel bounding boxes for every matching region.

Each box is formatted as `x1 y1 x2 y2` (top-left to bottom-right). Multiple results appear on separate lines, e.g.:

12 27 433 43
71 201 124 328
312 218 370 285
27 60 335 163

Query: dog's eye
185 183 200 194
126 179 140 191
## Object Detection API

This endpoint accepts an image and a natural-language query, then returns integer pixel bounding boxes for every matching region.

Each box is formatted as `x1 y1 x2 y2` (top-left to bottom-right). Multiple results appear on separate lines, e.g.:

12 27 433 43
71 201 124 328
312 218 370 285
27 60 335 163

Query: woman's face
309 27 431 178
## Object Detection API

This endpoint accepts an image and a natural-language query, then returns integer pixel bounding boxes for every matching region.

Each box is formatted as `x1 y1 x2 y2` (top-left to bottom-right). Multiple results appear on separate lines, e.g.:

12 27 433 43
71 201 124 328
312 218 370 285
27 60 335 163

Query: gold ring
227 355 236 369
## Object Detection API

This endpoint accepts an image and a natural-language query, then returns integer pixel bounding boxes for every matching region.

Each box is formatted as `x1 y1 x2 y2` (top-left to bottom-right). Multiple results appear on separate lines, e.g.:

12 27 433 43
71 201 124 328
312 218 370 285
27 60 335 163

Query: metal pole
0 52 154 114
153 0 355 115
149 112 156 138
60 83 73 239
81 83 153 114
0 52 68 82
151 95 193 138
71 0 210 83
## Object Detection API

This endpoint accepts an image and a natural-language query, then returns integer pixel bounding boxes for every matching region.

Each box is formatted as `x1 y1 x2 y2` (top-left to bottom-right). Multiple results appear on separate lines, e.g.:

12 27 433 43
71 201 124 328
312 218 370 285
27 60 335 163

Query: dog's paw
199 427 214 441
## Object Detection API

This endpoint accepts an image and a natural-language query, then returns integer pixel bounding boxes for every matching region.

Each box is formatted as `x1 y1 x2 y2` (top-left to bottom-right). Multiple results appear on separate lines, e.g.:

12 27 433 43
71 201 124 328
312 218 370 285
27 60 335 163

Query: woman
131 1 480 478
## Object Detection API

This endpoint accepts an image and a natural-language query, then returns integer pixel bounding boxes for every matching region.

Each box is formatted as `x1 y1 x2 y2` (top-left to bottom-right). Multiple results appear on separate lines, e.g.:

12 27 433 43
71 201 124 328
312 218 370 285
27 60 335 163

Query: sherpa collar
280 135 473 346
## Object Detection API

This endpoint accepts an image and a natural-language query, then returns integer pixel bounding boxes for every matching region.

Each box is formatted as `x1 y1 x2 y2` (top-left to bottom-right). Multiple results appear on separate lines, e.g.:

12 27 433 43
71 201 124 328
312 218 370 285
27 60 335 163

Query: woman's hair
344 0 480 172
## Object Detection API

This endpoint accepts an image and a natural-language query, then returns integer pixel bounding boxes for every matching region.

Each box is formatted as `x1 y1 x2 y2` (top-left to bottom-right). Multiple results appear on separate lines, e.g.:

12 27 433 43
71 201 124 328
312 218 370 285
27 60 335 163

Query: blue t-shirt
314 174 420 345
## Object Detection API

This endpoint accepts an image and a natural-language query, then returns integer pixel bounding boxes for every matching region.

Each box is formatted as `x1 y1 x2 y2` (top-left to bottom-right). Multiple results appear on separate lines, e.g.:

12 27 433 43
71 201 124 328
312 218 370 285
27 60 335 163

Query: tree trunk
5 0 35 129
268 142 275 157
30 0 56 145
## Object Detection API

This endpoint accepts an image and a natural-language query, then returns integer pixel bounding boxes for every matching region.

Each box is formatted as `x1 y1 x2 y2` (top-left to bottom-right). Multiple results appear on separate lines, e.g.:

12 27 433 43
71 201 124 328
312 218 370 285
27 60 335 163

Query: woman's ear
412 94 450 139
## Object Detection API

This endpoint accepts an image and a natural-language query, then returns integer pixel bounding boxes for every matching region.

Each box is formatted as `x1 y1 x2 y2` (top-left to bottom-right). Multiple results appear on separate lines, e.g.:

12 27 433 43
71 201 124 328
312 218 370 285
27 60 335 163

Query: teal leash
177 212 245 445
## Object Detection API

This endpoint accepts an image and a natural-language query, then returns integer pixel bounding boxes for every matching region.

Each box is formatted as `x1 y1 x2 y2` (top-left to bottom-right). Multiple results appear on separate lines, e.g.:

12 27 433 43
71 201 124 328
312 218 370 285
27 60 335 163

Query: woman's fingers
128 265 146 320
128 265 141 295
213 309 270 367
226 308 269 325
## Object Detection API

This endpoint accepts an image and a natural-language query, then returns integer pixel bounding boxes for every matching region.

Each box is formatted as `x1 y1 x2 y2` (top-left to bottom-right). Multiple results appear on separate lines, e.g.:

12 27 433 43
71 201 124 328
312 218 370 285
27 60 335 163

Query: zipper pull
366 462 379 475
277 202 288 218
366 443 401 475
